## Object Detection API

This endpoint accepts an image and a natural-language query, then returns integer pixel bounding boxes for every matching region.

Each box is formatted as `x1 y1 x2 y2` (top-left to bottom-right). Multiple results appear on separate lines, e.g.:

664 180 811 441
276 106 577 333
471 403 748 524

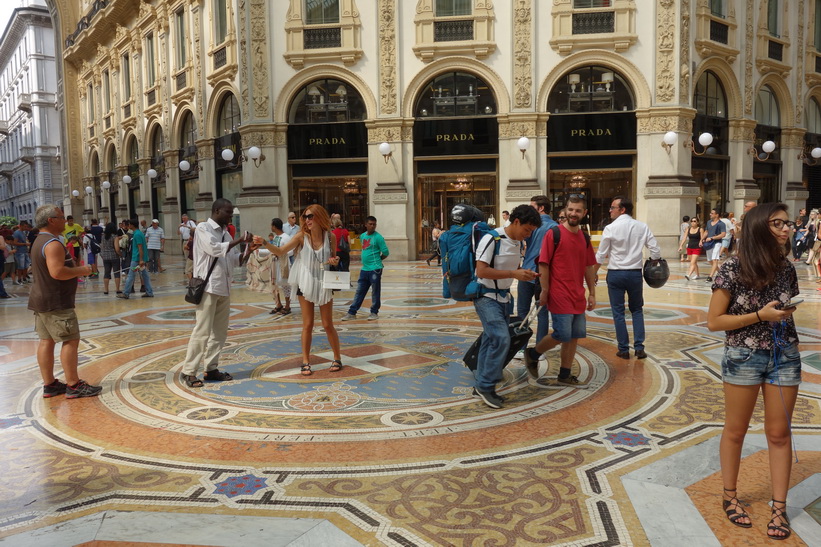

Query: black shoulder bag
185 258 218 304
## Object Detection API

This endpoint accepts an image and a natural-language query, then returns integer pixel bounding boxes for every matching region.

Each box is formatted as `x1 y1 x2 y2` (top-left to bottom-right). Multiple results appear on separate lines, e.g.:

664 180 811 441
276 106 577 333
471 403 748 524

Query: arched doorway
691 70 730 220
804 98 821 211
753 85 782 203
214 93 243 220
177 111 199 219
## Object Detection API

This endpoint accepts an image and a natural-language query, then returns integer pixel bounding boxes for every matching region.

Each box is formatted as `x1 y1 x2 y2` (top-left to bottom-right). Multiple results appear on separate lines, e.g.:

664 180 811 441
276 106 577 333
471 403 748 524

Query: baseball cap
152 219 159 224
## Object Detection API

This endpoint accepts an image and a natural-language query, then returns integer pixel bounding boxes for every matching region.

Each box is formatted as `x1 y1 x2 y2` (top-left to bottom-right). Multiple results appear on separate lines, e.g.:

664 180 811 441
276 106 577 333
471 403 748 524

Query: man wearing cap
145 219 165 273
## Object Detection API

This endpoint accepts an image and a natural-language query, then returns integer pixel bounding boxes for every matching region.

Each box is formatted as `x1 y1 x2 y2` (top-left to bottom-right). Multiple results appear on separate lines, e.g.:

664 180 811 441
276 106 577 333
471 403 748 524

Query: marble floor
0 255 819 546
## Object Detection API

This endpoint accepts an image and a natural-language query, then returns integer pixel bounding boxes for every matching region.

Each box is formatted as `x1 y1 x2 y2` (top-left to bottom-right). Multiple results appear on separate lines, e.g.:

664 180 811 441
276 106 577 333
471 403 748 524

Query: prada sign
548 113 636 152
414 118 499 156
288 122 367 160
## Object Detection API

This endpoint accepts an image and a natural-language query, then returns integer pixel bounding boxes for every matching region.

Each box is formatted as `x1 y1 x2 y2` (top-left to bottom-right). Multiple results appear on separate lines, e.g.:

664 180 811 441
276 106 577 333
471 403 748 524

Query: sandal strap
301 364 311 370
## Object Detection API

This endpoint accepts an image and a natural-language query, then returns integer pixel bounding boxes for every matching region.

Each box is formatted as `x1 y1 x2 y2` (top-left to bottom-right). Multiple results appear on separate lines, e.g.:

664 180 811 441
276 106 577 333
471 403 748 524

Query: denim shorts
550 312 586 342
721 344 802 386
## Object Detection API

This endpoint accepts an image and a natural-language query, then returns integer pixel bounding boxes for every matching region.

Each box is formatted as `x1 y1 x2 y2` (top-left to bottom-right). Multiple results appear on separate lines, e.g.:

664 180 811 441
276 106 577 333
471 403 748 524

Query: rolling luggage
463 305 541 371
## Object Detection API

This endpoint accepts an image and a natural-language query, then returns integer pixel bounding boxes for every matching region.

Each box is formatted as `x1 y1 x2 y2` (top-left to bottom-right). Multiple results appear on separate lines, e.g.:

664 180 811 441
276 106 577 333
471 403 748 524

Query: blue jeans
606 269 644 352
123 260 153 296
516 280 549 342
473 296 510 392
348 268 382 315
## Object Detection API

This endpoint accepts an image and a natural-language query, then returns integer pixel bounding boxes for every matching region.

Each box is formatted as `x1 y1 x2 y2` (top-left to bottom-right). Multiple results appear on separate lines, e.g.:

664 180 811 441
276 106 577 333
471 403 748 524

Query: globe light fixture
685 132 713 156
122 175 132 185
379 142 392 163
517 136 530 159
147 168 158 179
661 131 678 153
221 148 235 162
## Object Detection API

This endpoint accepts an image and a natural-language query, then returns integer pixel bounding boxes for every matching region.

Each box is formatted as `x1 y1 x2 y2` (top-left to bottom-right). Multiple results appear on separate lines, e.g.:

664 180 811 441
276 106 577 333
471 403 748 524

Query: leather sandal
301 364 312 376
722 488 751 528
270 305 283 314
181 374 204 388
329 359 343 372
768 499 791 540
203 369 233 382
280 307 291 315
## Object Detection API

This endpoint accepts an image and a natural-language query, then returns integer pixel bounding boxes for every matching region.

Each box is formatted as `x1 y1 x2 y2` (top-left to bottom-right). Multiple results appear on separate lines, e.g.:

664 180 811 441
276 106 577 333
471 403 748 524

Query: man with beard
523 195 599 387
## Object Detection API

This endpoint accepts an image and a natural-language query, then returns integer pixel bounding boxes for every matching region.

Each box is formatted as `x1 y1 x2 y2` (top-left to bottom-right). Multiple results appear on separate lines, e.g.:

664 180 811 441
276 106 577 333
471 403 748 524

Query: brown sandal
300 364 312 376
329 359 343 372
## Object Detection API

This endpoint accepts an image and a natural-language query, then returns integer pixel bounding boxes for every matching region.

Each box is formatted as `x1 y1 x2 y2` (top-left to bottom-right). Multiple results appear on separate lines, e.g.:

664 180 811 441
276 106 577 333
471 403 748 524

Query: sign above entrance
548 112 636 152
414 118 499 157
288 122 367 160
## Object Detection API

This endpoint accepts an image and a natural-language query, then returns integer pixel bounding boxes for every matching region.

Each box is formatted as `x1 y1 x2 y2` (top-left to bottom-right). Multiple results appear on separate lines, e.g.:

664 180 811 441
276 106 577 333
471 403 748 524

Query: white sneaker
514 349 525 360
367 313 379 321
341 314 356 321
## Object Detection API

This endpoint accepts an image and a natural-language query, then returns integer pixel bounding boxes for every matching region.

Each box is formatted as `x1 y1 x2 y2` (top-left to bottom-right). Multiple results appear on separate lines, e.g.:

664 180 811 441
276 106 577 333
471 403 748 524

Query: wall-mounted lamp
685 132 713 156
85 186 93 196
748 139 776 160
517 136 530 159
220 146 266 168
71 189 80 198
101 180 111 191
379 142 392 163
178 159 202 173
661 131 678 153
798 147 821 166
121 168 158 185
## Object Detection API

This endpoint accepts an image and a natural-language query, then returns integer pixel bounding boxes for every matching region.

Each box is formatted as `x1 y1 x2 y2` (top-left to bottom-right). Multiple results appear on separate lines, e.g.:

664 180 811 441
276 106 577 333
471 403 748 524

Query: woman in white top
256 204 342 376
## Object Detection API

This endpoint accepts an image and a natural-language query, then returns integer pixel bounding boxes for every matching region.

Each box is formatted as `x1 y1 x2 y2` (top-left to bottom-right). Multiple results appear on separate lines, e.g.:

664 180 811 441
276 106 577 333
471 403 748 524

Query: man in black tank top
28 205 102 399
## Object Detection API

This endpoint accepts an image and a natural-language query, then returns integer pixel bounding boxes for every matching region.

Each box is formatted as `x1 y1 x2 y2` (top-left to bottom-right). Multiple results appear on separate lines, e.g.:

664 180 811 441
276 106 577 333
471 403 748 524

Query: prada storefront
414 72 498 255
547 66 636 230
287 79 369 231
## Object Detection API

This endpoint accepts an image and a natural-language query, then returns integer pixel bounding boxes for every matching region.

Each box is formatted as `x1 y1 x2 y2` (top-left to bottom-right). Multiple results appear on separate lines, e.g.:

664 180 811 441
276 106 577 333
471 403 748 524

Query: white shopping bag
322 270 350 290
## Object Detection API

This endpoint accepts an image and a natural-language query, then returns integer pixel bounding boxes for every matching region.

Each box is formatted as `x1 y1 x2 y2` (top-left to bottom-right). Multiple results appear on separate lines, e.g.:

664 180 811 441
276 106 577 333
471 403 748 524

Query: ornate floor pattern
0 257 820 546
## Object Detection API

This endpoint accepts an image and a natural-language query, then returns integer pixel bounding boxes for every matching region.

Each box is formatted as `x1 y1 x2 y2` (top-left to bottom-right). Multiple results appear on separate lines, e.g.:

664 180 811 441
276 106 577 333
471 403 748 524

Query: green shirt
360 231 389 271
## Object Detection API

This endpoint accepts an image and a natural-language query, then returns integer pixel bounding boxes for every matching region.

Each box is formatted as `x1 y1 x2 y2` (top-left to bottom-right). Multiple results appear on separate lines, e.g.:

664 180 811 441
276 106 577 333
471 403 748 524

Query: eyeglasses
690 220 699 223
301 213 314 220
558 217 566 221
768 219 795 229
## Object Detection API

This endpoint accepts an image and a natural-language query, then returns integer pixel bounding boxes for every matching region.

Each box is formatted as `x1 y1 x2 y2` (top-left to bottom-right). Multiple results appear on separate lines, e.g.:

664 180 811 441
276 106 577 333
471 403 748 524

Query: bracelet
755 310 762 322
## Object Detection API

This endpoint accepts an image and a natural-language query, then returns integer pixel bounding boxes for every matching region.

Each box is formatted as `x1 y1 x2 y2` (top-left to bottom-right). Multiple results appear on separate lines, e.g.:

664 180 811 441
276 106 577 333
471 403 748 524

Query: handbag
322 269 350 290
185 257 218 304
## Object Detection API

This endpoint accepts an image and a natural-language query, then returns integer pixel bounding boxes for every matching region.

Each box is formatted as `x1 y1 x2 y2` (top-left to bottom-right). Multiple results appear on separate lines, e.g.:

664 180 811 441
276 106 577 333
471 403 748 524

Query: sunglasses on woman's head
302 213 314 220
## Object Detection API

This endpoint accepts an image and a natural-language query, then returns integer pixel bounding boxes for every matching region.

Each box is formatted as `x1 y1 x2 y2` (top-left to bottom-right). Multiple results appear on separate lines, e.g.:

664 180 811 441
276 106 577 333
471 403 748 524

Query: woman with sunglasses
678 216 705 280
255 205 342 376
707 203 801 541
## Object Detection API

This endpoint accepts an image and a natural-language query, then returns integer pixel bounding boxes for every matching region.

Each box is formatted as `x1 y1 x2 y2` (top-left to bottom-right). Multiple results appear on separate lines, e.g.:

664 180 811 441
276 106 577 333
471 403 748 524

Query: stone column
501 115 540 211
727 119 759 215
781 128 810 213
82 176 95 224
162 150 182 255
137 158 153 222
194 138 215 218
235 124 282 236
115 165 130 220
369 123 410 261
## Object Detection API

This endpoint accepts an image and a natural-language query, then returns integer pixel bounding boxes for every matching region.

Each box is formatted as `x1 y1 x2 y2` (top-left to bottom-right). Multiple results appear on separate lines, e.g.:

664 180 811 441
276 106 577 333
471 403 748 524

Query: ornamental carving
744 6 753 115
193 4 204 132
656 0 675 103
369 126 402 143
239 0 249 116
378 0 398 115
637 116 692 134
513 0 532 109
498 121 536 139
795 0 805 126
679 0 690 104
250 0 270 119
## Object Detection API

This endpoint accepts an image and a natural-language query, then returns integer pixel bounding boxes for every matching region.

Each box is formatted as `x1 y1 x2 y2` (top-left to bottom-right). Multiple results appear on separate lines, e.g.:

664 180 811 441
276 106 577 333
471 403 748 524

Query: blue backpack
440 221 508 301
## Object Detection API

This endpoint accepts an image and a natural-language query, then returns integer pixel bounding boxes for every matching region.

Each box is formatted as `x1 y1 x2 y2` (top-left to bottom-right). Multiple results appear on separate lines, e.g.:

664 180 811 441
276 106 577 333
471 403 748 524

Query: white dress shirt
596 214 661 269
192 218 240 297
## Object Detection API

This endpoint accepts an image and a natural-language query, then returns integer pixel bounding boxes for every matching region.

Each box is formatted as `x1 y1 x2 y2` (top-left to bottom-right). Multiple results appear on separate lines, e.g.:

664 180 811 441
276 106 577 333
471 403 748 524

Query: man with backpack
472 204 541 409
523 195 599 387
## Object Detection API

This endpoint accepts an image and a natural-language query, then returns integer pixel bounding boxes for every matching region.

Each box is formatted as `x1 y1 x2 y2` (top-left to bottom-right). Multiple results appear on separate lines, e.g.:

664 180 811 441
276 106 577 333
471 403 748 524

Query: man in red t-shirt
523 195 598 387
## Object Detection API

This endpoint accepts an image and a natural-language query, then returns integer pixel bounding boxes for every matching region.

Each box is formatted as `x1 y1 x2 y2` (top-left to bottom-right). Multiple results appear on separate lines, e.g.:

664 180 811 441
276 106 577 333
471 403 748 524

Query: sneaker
556 374 589 388
705 276 713 283
475 388 504 409
142 293 154 298
523 348 540 380
65 380 102 399
43 379 67 398
116 293 129 299
684 275 690 281
341 313 356 321
367 313 378 321
471 387 505 403
514 349 525 360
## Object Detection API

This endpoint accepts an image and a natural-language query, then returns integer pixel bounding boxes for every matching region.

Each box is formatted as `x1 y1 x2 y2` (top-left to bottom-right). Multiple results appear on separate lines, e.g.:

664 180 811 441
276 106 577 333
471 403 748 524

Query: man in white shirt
283 212 300 237
596 196 661 360
719 212 734 258
179 213 197 253
472 204 540 409
145 219 165 273
180 199 256 388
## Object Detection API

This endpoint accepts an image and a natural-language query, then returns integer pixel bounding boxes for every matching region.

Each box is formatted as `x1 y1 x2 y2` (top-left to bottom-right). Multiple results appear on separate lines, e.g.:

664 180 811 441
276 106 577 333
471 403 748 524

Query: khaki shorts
34 309 81 342
185 257 193 275
814 240 821 252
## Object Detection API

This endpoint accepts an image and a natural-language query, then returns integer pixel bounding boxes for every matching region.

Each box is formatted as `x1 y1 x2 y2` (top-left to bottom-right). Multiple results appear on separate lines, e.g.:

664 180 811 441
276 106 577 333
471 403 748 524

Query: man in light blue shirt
342 216 389 321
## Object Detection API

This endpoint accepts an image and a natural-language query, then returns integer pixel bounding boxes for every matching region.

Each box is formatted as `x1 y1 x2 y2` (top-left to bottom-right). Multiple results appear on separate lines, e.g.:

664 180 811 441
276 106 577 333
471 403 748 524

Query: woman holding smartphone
707 202 801 540
255 205 342 376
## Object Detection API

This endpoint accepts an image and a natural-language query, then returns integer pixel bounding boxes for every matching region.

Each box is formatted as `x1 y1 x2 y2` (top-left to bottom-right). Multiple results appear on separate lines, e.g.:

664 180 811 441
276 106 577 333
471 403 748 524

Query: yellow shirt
62 222 82 247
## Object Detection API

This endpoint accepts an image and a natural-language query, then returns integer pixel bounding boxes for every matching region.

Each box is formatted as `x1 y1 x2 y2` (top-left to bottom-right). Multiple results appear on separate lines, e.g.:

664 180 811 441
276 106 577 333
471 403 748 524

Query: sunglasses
301 213 314 220
558 216 567 221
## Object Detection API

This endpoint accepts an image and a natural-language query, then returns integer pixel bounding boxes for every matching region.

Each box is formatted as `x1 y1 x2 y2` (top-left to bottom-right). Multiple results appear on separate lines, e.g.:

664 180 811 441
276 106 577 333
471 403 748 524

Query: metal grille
434 20 474 42
709 20 728 44
123 103 131 119
104 115 110 129
147 89 156 106
768 40 783 61
213 46 227 69
89 125 95 137
572 11 615 34
304 27 342 49
176 71 187 91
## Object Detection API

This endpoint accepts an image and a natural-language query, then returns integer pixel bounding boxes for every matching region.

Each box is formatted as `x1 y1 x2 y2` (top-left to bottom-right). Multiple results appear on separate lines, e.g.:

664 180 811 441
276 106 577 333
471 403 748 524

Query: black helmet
450 203 485 225
643 258 670 288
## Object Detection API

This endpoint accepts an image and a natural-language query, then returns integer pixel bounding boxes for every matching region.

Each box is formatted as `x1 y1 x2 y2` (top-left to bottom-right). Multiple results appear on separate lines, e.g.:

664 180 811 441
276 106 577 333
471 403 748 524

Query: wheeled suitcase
463 305 541 371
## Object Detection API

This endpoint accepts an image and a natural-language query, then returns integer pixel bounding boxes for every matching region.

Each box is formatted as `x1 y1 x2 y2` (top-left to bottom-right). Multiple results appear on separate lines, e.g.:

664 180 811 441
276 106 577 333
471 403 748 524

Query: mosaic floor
0 256 820 546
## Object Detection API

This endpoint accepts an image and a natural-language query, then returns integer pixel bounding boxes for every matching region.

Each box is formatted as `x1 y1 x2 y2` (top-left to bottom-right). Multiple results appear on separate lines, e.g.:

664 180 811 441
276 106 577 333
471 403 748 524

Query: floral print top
711 257 799 349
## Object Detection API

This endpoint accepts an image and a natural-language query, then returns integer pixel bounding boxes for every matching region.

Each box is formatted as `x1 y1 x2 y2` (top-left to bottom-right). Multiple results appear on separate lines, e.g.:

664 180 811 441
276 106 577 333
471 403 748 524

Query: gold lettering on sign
308 137 347 145
436 133 475 142
570 128 613 137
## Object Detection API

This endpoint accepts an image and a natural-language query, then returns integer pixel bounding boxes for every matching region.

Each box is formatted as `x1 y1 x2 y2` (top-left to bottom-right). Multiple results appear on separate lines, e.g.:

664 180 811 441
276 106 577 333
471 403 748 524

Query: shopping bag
322 269 350 290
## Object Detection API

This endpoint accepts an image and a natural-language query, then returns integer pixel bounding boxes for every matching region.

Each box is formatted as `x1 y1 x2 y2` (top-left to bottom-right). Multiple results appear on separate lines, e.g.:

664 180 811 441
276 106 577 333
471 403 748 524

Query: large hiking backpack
439 204 508 301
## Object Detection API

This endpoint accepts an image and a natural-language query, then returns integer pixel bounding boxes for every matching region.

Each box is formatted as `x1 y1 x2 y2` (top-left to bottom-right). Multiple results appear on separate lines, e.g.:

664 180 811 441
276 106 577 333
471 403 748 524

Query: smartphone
784 298 803 309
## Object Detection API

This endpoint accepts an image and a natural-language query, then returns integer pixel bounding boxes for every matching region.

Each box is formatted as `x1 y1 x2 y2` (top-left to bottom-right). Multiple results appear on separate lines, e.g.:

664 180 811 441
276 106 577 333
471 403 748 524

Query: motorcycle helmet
643 258 670 288
450 203 485 225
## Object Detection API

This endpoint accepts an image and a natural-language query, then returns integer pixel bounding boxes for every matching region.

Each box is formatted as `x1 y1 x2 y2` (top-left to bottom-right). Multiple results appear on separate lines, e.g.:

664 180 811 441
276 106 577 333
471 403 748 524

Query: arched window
414 72 496 118
807 98 821 134
217 94 241 135
547 66 634 114
106 147 116 172
89 151 100 175
694 71 726 118
127 137 139 164
180 111 197 148
289 79 366 124
150 127 164 158
755 85 780 126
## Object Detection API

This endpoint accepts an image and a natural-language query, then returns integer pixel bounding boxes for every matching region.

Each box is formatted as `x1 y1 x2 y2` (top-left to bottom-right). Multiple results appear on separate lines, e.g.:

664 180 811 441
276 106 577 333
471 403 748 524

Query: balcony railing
88 125 95 138
18 93 31 112
572 11 615 34
213 46 227 69
147 89 156 106
104 115 111 130
20 146 35 163
0 120 7 135
710 19 728 44
123 103 132 119
304 27 341 49
176 70 187 91
434 20 474 42
768 39 783 61
0 162 13 177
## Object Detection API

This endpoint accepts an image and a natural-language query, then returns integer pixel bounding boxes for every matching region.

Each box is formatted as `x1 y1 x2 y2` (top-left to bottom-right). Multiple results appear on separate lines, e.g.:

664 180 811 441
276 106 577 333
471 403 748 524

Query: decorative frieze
512 0 532 109
378 0 398 115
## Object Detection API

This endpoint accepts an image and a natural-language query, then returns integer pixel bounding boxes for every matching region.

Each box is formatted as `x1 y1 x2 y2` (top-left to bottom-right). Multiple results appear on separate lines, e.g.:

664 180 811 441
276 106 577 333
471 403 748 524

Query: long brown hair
737 202 790 290
301 204 331 234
